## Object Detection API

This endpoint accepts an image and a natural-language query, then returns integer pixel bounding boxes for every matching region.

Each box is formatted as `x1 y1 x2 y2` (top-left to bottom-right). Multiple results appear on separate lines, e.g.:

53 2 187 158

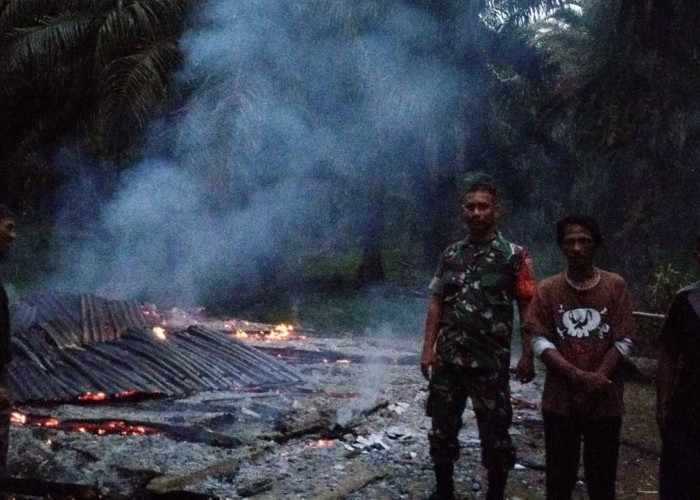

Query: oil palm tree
524 0 700 287
0 0 190 165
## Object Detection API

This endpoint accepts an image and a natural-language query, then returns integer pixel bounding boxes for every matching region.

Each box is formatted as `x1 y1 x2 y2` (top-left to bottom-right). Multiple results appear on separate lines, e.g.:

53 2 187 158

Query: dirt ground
4 329 661 499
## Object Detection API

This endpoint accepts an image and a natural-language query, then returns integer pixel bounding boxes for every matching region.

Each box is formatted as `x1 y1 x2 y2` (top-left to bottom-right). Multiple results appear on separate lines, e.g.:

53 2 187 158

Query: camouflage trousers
426 361 515 473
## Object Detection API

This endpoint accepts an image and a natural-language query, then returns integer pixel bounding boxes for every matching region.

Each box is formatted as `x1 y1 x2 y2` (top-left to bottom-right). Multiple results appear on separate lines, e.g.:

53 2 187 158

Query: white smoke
47 1 466 308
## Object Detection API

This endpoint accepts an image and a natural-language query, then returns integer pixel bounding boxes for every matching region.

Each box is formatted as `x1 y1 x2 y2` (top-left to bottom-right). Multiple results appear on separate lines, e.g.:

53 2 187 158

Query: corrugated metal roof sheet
8 293 303 403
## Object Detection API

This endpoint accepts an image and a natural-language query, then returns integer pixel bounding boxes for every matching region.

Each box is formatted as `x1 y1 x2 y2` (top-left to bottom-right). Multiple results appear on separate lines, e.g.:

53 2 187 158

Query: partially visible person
524 215 636 500
420 182 537 500
656 236 700 500
0 205 15 480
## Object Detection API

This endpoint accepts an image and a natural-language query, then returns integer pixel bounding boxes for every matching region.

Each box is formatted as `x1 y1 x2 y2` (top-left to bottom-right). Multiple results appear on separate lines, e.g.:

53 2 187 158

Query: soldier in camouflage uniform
420 183 536 500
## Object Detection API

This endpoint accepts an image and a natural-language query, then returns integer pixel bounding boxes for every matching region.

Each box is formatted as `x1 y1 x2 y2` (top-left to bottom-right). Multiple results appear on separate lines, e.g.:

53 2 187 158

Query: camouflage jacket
429 233 535 371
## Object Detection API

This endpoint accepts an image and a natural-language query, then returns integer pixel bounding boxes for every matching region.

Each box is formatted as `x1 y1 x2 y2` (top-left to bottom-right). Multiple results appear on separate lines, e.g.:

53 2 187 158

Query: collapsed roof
8 292 303 403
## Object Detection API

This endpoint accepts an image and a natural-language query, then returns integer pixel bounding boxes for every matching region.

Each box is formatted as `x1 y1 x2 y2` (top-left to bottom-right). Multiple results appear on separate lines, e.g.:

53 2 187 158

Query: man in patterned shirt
420 182 537 500
524 215 636 500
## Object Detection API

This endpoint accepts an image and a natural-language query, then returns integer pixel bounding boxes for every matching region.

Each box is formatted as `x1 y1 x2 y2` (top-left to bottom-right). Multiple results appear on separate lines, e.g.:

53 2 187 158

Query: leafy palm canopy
0 0 189 163
524 0 700 286
0 0 698 316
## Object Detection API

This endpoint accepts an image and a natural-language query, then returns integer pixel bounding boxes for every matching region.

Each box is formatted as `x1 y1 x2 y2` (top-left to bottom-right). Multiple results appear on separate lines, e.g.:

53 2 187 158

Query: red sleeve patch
514 251 537 301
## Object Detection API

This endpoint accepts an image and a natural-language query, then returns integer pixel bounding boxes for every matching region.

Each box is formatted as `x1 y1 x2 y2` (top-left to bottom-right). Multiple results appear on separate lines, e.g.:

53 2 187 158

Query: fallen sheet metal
8 292 303 403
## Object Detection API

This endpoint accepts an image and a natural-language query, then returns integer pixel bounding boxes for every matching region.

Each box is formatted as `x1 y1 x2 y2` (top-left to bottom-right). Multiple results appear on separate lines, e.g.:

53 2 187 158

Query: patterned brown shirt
524 270 636 417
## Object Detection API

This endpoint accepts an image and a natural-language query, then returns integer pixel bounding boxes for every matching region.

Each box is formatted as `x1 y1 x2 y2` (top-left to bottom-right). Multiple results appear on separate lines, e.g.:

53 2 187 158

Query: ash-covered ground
5 329 659 499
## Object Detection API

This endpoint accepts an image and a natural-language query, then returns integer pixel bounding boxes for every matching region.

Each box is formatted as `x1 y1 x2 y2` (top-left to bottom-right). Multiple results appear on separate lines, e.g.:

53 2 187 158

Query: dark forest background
1 0 698 333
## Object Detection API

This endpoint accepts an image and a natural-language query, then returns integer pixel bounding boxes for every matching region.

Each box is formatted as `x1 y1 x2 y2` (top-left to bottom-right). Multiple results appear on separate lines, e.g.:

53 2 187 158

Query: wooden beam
146 449 262 494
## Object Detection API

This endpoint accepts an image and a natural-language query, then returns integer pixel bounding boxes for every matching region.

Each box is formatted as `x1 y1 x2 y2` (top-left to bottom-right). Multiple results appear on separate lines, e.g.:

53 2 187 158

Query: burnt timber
8 292 303 403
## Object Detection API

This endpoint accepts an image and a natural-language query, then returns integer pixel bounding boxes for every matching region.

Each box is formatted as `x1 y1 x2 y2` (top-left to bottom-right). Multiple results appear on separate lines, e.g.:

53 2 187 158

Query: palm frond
1 12 94 76
99 38 181 130
95 0 188 67
483 0 573 29
0 0 96 33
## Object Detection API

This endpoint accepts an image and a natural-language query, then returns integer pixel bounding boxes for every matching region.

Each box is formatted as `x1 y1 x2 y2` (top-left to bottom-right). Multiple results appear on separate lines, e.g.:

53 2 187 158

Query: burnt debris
8 292 303 403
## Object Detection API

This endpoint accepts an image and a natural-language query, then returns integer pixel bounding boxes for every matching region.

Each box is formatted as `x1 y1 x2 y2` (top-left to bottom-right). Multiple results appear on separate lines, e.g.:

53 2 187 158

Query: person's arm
420 293 444 381
539 346 612 392
595 345 623 379
512 250 537 383
513 298 535 383
597 280 635 378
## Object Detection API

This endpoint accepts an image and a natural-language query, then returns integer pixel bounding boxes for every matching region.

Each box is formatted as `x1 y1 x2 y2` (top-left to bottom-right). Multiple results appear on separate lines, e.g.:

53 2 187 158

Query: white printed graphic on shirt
557 305 609 339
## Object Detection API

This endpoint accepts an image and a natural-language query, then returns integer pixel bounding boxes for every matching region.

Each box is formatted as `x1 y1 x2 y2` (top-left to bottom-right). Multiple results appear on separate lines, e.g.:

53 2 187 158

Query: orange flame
152 326 167 340
305 439 335 449
267 324 293 341
79 392 107 401
227 322 302 341
42 418 59 427
10 412 26 425
115 390 140 399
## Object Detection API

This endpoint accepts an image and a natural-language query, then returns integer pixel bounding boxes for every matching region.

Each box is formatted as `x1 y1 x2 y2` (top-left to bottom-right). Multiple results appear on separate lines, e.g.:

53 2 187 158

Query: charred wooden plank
145 453 256 494
330 399 389 434
261 407 333 444
312 464 390 500
0 477 101 497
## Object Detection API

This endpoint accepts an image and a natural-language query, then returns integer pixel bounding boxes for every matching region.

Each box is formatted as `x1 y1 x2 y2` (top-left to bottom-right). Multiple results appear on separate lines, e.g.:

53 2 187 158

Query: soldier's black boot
430 461 455 500
485 469 507 500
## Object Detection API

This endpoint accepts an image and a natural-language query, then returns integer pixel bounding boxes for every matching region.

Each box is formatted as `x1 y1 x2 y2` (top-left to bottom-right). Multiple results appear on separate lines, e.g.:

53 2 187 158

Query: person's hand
574 369 612 394
420 348 436 381
511 355 535 383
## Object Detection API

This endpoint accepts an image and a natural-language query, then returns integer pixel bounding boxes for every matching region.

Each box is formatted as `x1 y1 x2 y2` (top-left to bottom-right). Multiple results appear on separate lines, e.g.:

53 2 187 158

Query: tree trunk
355 176 386 287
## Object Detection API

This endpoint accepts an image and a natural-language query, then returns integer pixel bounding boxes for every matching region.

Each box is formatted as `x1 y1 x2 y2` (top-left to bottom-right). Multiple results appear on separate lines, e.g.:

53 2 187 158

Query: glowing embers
78 392 107 402
10 411 160 437
255 347 359 365
305 439 335 450
227 323 304 342
10 411 27 425
152 326 167 340
76 390 158 404
269 324 295 340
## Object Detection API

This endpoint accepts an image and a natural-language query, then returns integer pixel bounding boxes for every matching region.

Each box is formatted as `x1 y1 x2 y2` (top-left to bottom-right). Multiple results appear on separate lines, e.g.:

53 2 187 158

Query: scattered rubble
2 310 660 499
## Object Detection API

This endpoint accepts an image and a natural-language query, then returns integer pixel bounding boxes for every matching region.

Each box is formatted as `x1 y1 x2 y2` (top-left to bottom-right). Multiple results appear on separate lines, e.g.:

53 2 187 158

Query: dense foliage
0 0 190 210
0 0 698 313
